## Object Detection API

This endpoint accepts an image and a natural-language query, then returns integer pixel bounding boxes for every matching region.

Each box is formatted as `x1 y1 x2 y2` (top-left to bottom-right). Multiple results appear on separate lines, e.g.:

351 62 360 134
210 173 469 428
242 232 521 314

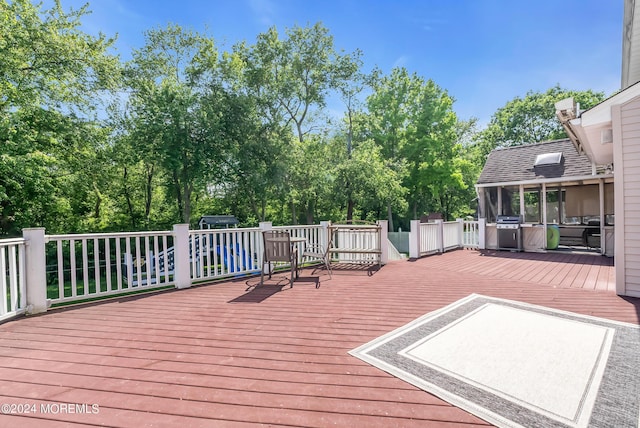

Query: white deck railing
329 224 383 264
188 228 262 281
0 238 26 321
463 221 481 249
273 224 326 265
0 218 482 321
419 223 440 257
412 219 484 258
443 222 461 250
46 231 175 305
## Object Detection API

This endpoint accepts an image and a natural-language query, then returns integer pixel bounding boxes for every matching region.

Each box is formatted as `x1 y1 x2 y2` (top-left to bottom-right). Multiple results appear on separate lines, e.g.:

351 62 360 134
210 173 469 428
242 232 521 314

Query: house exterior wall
614 96 640 297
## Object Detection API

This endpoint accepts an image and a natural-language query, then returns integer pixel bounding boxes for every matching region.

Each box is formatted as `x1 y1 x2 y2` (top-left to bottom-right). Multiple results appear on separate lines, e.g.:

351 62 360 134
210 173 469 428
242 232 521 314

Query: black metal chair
301 231 333 279
260 231 298 287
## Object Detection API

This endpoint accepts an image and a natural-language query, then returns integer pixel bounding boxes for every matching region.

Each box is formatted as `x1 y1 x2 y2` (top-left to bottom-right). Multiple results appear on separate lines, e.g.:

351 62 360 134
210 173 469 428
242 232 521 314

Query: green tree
234 22 363 224
0 0 119 235
364 67 462 228
472 86 607 163
121 25 229 224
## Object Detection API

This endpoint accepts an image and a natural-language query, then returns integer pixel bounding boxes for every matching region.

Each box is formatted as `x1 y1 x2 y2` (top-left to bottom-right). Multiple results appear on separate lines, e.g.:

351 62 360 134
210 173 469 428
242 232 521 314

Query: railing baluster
212 232 219 276
94 238 101 293
56 240 64 300
134 236 142 287
81 239 89 295
115 237 123 291
197 232 204 278
161 235 168 284
224 231 231 275
8 246 17 311
105 238 111 292
0 247 7 315
242 231 249 272
153 236 160 285
125 237 132 289
144 235 150 286
70 239 77 297
204 233 210 278
189 233 196 279
18 244 25 309
232 231 238 273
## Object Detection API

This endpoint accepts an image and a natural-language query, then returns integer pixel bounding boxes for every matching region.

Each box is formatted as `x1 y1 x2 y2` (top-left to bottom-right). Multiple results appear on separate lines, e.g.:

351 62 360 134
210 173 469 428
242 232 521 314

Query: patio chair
301 231 333 278
260 230 298 287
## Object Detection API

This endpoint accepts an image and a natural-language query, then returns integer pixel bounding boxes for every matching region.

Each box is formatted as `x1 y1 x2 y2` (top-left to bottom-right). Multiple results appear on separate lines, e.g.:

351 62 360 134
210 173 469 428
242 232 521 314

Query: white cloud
392 55 409 69
248 0 276 27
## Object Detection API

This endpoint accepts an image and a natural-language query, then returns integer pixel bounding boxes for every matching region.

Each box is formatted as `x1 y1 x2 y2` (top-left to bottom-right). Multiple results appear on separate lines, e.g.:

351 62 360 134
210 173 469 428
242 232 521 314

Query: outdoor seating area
260 230 299 288
0 249 633 426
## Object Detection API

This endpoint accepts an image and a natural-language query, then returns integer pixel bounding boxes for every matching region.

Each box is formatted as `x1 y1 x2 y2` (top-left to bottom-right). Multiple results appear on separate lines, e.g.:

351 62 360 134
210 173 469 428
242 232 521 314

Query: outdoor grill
496 215 523 251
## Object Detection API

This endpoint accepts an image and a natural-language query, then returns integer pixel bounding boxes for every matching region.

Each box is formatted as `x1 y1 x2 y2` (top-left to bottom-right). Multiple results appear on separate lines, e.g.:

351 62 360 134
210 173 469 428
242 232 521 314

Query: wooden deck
0 250 636 427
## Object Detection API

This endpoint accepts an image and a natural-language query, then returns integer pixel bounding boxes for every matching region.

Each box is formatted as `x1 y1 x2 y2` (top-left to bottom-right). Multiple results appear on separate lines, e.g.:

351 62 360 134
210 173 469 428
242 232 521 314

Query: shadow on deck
0 250 636 427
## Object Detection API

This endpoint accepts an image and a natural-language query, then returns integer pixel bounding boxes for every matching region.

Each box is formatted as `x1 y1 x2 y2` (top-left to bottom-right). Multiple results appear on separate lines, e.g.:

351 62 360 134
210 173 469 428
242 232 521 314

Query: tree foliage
0 0 119 235
471 86 607 163
0 4 614 236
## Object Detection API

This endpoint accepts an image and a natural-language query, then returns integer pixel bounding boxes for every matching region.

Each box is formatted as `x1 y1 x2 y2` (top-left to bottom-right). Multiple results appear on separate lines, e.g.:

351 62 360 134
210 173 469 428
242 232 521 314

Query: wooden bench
328 224 382 266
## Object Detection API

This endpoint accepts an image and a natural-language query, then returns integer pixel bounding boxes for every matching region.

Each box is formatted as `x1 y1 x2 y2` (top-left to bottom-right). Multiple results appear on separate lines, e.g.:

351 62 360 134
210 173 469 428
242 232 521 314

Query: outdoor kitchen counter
521 224 546 252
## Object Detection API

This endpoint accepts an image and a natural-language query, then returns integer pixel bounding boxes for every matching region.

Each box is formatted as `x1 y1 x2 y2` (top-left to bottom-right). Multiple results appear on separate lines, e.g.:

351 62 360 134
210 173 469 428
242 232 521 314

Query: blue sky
60 0 623 125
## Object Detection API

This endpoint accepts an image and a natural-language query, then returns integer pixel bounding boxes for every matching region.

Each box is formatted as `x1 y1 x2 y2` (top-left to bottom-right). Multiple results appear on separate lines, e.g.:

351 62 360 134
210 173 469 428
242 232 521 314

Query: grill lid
496 215 522 224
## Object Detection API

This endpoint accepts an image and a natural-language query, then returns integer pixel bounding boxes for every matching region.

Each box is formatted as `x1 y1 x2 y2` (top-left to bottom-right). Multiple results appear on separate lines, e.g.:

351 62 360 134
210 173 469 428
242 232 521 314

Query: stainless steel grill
496 215 522 251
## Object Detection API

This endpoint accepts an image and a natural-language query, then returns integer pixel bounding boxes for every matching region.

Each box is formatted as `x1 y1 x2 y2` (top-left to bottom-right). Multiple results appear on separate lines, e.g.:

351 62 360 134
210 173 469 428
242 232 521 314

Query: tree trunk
291 199 297 225
306 199 314 224
182 181 191 224
122 167 137 229
387 203 394 232
346 195 354 222
144 164 154 225
92 182 102 219
173 169 183 222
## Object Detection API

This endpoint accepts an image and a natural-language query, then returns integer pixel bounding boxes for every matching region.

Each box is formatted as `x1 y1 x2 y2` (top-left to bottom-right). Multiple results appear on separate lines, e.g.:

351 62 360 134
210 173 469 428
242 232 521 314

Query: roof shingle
477 139 593 185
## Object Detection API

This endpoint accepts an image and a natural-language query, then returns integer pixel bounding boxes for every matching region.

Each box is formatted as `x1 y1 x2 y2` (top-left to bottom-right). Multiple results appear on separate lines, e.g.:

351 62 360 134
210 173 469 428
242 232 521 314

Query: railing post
435 219 444 253
172 224 192 289
259 222 272 273
377 220 388 265
320 221 330 252
456 218 464 248
409 220 420 259
23 228 47 315
478 218 486 250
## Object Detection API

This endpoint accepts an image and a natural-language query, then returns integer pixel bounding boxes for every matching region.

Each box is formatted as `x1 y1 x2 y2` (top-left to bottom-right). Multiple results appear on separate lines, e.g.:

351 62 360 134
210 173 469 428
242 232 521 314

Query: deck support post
409 220 420 259
23 228 48 315
259 222 272 273
478 219 486 250
320 221 331 256
172 224 192 289
377 220 388 265
456 219 464 248
435 219 444 253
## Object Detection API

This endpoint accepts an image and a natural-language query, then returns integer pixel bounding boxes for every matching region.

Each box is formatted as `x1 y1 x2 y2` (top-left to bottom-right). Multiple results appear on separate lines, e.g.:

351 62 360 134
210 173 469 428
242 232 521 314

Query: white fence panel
443 221 460 251
46 231 175 305
329 224 381 264
463 221 480 248
189 228 262 281
419 223 440 256
0 238 27 322
273 225 325 265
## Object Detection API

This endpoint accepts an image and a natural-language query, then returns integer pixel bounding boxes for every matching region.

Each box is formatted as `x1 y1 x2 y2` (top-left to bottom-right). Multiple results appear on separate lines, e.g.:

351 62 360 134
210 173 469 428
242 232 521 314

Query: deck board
0 249 635 427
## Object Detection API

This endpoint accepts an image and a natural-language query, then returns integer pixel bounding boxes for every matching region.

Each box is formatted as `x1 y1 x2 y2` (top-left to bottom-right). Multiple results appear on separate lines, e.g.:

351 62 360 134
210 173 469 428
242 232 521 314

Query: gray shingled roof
477 139 593 185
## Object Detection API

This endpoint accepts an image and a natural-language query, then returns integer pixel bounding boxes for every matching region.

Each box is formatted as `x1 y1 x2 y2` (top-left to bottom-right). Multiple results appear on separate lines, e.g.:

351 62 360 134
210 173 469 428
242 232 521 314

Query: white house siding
616 97 640 297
